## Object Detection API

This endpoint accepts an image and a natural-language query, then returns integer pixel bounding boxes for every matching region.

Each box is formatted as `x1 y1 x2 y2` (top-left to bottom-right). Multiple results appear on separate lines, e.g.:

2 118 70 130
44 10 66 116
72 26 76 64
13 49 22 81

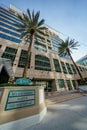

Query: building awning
0 58 14 77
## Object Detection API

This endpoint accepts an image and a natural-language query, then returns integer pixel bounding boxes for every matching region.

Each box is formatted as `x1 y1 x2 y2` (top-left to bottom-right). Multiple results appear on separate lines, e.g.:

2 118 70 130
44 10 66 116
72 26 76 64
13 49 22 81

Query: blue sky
0 0 87 61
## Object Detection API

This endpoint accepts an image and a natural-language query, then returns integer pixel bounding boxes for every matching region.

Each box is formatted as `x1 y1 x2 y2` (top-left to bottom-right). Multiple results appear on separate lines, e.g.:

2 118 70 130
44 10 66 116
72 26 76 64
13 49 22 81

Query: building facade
76 55 87 66
0 5 87 91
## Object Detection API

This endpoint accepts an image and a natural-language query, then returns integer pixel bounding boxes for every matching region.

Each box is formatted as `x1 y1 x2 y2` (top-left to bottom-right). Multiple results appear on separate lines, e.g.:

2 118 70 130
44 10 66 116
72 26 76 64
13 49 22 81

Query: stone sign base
0 86 47 130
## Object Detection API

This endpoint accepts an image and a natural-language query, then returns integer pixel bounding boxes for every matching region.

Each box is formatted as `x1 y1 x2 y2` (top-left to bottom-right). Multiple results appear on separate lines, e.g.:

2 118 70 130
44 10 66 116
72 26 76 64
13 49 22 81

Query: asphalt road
24 95 87 130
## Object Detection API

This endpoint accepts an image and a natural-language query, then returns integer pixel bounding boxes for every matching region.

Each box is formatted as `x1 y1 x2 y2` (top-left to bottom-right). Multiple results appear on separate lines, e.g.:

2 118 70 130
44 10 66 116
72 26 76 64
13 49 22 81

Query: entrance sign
16 78 31 85
5 90 35 111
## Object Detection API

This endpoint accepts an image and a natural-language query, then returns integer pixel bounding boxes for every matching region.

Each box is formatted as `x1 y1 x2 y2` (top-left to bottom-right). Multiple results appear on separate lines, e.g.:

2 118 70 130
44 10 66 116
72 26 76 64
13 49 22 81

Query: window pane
53 59 61 72
66 80 72 90
35 55 51 71
2 47 17 65
18 50 31 68
66 63 73 74
61 61 67 73
58 79 65 88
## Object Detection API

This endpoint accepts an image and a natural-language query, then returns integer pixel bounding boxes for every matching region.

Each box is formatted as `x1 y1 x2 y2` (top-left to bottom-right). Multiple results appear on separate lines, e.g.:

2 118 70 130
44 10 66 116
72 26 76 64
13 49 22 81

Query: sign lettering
16 78 31 85
5 90 35 111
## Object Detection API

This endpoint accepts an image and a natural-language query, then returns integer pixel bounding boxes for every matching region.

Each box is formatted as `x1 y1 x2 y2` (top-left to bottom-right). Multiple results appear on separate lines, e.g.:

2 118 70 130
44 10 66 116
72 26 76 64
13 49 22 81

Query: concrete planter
0 86 47 130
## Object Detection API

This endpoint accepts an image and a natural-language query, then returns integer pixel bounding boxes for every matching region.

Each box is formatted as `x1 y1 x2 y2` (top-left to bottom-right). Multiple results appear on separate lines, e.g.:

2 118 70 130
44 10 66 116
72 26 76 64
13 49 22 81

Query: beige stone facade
0 36 87 91
0 5 87 91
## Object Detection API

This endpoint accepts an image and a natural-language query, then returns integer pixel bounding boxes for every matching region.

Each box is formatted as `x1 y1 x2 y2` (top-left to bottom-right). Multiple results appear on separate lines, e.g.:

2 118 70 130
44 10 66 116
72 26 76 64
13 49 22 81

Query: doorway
45 81 52 92
0 67 9 84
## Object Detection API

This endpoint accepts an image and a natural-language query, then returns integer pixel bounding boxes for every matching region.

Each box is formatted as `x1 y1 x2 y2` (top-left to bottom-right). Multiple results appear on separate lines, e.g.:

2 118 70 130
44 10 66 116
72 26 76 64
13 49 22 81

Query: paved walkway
24 96 87 130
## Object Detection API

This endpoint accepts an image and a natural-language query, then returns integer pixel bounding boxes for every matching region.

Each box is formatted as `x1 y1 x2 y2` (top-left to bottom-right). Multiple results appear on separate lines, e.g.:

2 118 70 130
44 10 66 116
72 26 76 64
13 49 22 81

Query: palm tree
58 37 83 80
15 9 45 78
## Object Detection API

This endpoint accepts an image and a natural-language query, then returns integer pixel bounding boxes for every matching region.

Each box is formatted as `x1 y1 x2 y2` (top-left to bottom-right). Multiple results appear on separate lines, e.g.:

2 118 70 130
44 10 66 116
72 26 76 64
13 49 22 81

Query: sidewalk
24 96 87 130
46 91 82 106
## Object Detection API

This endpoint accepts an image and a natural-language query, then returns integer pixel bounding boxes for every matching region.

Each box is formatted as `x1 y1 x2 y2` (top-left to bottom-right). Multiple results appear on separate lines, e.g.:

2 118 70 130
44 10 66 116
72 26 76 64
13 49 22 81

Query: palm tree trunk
67 48 84 81
22 33 34 78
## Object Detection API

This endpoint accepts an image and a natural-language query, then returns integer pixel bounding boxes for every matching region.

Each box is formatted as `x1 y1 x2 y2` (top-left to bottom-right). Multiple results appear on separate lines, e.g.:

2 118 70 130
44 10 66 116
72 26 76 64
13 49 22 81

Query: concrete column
64 80 68 91
51 79 57 91
76 80 78 86
49 53 55 72
70 80 74 90
55 79 61 91
58 57 63 73
12 46 21 74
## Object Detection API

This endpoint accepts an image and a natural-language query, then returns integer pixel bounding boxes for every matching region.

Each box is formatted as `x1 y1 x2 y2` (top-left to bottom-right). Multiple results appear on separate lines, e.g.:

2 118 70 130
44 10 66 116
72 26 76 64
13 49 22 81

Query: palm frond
15 8 45 41
22 13 29 23
38 19 45 27
27 9 31 20
69 39 79 47
34 11 40 24
20 31 29 39
58 37 79 57
65 37 69 46
32 10 35 21
36 29 44 35
38 27 45 30
70 42 79 48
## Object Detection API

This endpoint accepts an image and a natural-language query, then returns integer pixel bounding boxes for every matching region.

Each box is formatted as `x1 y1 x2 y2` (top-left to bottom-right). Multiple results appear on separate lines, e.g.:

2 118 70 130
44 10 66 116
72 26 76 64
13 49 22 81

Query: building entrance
45 81 52 92
0 67 9 84
35 80 52 92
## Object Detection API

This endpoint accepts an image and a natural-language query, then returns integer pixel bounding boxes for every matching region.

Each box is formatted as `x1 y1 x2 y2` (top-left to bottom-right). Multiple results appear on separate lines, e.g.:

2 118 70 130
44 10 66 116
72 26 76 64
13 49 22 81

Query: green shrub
0 83 42 87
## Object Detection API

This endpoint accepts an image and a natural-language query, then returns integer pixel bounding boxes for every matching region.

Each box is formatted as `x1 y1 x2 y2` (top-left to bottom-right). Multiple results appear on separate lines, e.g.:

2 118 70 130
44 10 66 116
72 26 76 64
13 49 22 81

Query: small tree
15 9 45 77
58 37 84 80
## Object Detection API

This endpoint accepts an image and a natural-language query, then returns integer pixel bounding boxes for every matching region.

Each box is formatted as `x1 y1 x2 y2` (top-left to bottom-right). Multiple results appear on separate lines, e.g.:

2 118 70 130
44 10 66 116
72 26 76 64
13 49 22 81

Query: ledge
0 107 47 130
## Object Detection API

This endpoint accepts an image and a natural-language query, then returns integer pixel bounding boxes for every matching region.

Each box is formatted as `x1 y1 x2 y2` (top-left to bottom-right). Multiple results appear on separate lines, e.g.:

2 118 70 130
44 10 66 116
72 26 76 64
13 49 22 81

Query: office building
76 55 87 66
0 5 87 91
